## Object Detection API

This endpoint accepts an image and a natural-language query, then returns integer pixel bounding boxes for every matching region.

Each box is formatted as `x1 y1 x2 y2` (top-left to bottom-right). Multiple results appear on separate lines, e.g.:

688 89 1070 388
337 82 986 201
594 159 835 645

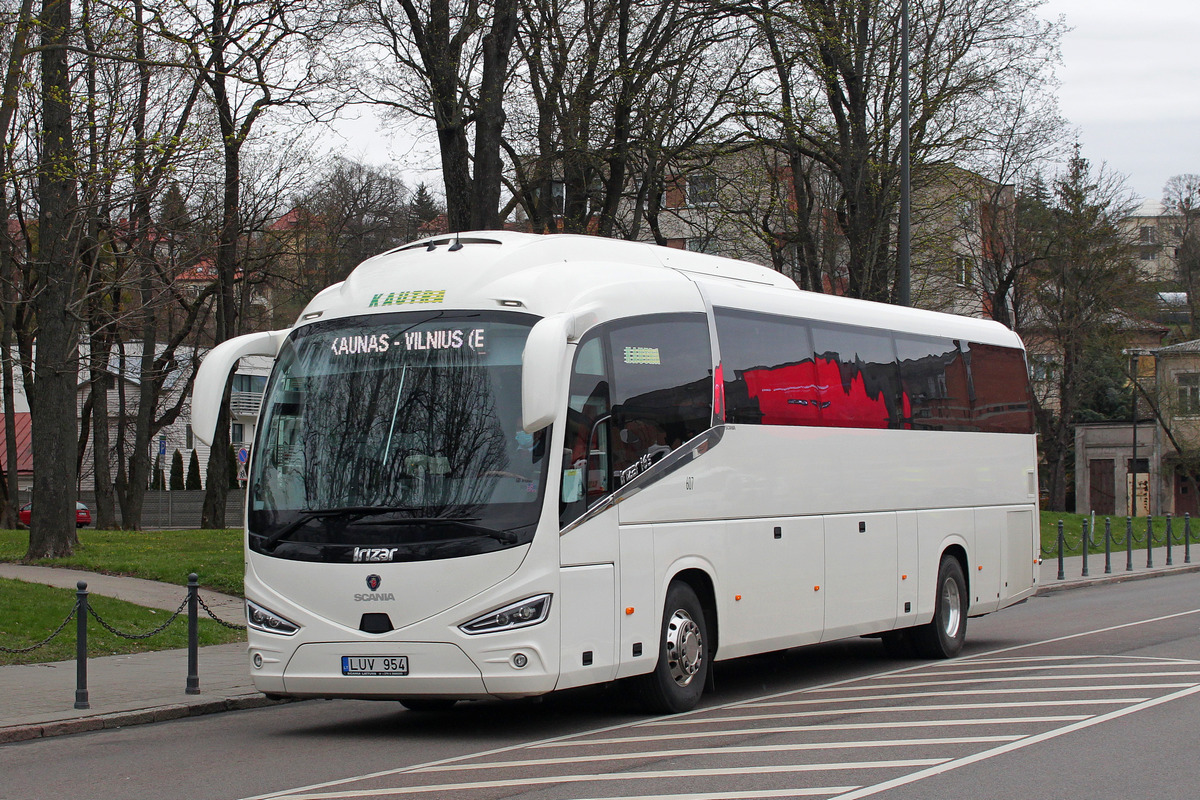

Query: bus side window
606 316 712 487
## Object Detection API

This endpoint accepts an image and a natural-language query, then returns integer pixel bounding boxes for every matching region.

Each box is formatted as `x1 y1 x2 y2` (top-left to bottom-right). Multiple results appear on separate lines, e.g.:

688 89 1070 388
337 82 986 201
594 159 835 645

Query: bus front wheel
636 581 709 714
912 554 967 659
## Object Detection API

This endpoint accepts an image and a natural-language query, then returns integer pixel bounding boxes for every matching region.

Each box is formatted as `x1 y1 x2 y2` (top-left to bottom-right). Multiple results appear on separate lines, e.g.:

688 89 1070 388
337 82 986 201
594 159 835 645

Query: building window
1140 226 1156 244
1178 373 1200 415
686 173 717 206
685 237 715 254
1140 247 1158 261
185 425 193 450
232 422 245 444
955 255 974 287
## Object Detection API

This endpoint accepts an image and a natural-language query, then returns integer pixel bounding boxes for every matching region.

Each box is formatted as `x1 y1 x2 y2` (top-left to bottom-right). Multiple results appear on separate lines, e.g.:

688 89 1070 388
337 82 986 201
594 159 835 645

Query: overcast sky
1039 0 1200 201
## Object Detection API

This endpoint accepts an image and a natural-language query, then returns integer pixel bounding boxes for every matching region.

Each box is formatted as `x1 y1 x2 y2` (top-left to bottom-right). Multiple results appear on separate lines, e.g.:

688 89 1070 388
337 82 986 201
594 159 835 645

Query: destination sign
329 328 487 357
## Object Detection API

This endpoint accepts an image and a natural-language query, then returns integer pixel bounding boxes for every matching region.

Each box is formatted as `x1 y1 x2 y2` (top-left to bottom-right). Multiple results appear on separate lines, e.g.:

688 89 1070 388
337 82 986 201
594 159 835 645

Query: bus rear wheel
636 581 709 714
911 554 967 659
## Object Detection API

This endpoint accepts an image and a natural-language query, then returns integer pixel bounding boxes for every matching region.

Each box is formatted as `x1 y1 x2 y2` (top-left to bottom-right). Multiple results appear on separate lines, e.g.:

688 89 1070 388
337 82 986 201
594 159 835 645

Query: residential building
1127 200 1186 284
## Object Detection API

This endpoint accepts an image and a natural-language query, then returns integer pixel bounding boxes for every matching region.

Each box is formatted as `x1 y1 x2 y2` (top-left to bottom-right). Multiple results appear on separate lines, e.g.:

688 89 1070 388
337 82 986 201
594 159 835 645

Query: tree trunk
27 0 80 557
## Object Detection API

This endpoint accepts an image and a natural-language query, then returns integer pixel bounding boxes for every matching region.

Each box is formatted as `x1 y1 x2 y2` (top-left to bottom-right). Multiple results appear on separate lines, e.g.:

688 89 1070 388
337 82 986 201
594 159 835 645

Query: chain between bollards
75 581 89 710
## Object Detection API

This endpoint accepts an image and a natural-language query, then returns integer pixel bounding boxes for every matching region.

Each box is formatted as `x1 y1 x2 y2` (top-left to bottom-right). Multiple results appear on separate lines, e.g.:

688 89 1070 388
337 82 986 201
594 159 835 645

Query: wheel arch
942 542 970 603
669 567 718 659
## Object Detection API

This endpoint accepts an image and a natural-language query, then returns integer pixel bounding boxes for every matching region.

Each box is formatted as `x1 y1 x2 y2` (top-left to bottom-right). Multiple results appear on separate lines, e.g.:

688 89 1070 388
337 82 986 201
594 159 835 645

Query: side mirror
191 330 288 446
522 314 571 433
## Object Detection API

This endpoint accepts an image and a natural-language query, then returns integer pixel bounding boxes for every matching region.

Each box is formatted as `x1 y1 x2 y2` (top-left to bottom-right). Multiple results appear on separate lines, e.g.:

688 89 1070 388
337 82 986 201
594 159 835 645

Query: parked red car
18 502 92 528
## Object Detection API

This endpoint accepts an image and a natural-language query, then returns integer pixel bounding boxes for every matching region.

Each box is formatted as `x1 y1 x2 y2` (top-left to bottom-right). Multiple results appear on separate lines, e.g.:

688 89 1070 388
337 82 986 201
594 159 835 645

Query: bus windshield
247 311 549 562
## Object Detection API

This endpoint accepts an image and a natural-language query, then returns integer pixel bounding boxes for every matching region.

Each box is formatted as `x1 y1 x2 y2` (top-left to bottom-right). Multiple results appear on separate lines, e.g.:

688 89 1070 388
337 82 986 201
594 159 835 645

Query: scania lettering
193 232 1039 713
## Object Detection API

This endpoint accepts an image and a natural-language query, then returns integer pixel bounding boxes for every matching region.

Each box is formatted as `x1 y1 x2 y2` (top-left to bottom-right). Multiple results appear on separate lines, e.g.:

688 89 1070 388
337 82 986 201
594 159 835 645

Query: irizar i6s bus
192 231 1039 714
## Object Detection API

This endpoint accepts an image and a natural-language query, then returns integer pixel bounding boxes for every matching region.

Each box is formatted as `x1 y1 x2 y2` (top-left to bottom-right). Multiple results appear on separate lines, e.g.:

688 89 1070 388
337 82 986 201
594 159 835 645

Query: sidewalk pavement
2 546 1199 745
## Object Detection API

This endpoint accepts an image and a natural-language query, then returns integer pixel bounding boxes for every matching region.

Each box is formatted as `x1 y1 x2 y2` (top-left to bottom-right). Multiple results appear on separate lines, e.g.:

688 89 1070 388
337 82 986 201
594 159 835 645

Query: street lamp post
1130 351 1139 517
898 0 911 307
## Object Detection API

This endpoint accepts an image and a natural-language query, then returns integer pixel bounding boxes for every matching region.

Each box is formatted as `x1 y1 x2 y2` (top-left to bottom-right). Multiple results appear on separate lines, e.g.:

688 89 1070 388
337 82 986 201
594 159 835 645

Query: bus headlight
246 599 300 635
459 594 552 635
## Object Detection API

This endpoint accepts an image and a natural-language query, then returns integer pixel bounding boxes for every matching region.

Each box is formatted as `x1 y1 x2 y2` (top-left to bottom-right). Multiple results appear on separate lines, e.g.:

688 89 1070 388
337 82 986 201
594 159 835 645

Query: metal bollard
1187 514 1192 565
1104 517 1112 574
1057 520 1065 580
1081 518 1089 577
1126 517 1134 572
1167 515 1174 567
187 573 200 695
1147 516 1154 568
75 581 89 710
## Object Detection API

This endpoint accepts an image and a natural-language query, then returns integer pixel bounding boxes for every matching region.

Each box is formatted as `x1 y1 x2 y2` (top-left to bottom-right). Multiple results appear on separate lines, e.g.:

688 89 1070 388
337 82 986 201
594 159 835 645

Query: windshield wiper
257 508 517 547
258 506 418 547
380 517 518 545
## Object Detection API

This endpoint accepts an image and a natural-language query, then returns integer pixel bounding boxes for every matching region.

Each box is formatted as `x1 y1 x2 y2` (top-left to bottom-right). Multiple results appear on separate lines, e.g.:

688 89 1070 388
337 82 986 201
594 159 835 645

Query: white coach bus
192 231 1039 713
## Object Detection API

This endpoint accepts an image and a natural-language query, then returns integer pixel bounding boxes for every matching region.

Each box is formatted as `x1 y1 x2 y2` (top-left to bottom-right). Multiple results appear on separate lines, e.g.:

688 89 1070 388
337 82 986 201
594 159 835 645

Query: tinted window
965 342 1033 434
715 307 1031 435
809 322 900 429
895 336 971 430
715 309 820 426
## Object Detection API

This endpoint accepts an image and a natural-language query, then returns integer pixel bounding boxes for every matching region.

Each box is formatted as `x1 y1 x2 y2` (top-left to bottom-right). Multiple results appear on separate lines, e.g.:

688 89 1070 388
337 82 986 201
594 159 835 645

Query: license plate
341 655 409 676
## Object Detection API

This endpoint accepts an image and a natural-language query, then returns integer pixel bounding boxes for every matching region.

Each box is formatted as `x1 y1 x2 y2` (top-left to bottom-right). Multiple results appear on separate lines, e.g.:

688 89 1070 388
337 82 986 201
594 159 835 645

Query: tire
911 554 968 659
636 581 709 714
398 698 457 712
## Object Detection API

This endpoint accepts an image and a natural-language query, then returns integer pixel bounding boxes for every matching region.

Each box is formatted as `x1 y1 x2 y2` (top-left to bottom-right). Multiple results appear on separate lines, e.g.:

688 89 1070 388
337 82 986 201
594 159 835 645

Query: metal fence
1044 514 1194 580
0 575 245 709
18 490 246 530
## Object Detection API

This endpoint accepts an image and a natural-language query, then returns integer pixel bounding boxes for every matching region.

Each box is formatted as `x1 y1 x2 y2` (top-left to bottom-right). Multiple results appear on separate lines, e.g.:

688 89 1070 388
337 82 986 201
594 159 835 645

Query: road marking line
536 716 1089 747
911 658 1200 675
272 761 950 799
731 698 1140 714
804 671 1200 691
421 736 1021 772
565 790 862 800
644 686 1187 721
826 683 1200 800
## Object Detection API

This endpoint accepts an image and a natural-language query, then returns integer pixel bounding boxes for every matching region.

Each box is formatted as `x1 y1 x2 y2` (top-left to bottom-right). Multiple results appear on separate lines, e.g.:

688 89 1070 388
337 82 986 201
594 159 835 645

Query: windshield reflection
247 312 548 562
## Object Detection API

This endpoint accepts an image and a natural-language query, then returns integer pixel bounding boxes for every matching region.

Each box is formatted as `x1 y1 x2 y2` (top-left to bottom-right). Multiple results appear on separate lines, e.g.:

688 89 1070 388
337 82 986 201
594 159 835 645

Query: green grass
0 578 244 666
0 528 244 596
1040 511 1195 558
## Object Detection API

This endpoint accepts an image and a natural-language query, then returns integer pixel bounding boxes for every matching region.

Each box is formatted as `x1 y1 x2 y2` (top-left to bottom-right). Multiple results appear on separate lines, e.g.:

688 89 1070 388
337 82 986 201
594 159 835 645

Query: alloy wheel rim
665 608 703 686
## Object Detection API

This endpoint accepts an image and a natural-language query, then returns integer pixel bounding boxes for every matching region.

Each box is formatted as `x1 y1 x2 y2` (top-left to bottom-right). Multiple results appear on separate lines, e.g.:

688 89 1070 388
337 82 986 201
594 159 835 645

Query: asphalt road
2 572 1198 800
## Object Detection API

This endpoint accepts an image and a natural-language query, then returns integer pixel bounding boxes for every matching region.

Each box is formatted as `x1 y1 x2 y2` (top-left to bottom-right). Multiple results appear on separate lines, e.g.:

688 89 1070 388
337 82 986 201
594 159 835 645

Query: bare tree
157 0 341 527
1162 174 1200 329
504 0 750 238
732 0 1063 302
360 0 518 231
0 0 36 530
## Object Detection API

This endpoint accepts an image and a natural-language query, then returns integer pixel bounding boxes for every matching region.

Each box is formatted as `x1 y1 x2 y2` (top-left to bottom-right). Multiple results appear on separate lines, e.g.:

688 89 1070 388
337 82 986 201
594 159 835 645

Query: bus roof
296 231 1023 351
